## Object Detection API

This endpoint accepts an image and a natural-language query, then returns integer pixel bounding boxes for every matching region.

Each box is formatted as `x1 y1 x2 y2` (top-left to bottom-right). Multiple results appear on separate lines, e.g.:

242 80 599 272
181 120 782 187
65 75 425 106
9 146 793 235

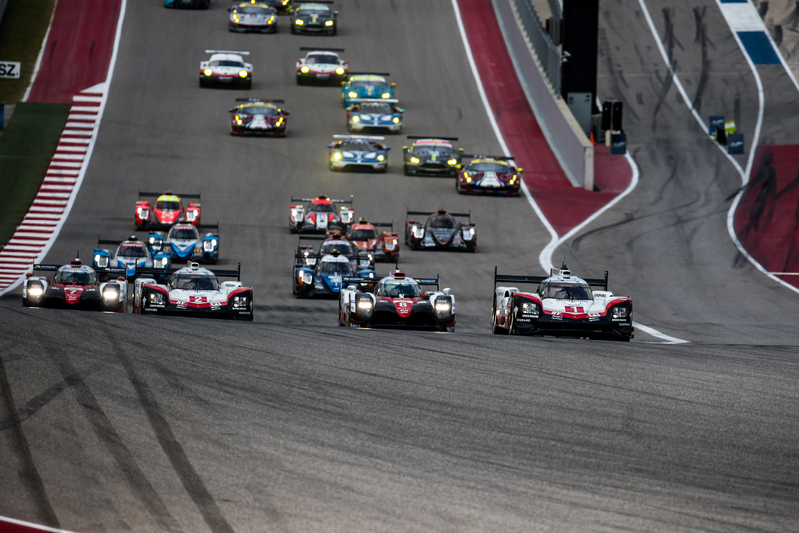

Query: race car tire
199 79 207 88
456 178 462 193
507 309 516 335
347 124 353 132
492 310 504 334
328 162 337 171
244 79 252 90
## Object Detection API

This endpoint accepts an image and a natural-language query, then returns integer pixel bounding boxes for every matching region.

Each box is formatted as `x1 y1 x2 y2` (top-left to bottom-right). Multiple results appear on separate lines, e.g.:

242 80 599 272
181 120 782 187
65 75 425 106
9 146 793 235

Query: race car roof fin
291 194 353 204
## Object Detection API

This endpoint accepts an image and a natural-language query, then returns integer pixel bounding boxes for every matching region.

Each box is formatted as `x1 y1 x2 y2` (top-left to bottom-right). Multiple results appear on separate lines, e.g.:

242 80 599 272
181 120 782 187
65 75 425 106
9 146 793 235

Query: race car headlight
381 93 390 99
233 15 240 22
611 306 630 319
185 210 197 222
435 297 453 318
299 271 313 285
137 206 149 219
357 299 373 310
153 256 169 268
239 70 248 78
384 240 396 251
521 302 539 318
203 239 217 252
448 159 458 165
348 91 358 98
359 258 371 267
335 67 344 75
392 117 400 124
411 225 424 239
332 152 342 160
149 292 165 305
295 19 304 25
325 20 334 26
352 116 360 123
26 282 44 299
355 294 374 316
103 285 120 302
94 254 109 268
301 66 310 73
203 69 213 77
462 227 475 241
268 16 275 23
410 157 420 164
231 295 248 308
377 154 384 162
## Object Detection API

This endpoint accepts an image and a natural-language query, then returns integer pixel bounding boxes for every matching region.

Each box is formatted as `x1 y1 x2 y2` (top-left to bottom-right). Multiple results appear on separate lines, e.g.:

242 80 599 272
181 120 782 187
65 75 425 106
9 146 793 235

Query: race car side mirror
459 148 464 153
421 291 428 298
402 146 407 151
117 277 125 281
327 144 334 148
443 288 452 294
518 167 524 172
283 110 291 115
25 272 33 278
334 10 338 14
385 146 391 151
391 83 396 87
228 108 236 112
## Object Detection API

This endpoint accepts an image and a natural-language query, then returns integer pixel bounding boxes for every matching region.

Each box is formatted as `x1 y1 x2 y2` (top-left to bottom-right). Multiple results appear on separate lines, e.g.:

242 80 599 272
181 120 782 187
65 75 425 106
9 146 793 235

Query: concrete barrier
492 0 594 190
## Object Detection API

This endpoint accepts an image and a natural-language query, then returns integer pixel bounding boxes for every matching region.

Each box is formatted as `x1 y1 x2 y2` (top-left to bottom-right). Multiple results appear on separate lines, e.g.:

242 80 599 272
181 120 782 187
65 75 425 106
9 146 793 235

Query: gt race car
134 262 252 320
289 194 354 233
296 48 347 85
328 135 390 172
492 265 634 341
405 209 476 252
165 0 210 8
228 2 277 32
293 242 374 298
291 2 337 35
403 136 462 176
93 235 171 279
23 259 127 312
346 100 403 133
457 154 522 196
338 271 455 331
229 98 289 136
135 191 201 230
200 50 252 89
341 73 395 108
346 219 399 262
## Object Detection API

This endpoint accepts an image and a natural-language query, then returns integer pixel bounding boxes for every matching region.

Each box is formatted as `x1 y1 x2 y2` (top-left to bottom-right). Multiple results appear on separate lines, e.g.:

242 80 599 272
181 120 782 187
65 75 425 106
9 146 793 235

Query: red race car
135 191 202 230
22 259 127 312
346 218 399 262
456 154 522 196
229 98 289 136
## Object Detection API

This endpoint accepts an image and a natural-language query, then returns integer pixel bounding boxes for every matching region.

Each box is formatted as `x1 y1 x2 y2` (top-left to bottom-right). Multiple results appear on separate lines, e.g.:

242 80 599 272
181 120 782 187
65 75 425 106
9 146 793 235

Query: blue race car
328 134 390 172
153 223 220 264
341 73 395 108
293 234 374 298
346 100 403 134
93 235 171 280
165 0 209 8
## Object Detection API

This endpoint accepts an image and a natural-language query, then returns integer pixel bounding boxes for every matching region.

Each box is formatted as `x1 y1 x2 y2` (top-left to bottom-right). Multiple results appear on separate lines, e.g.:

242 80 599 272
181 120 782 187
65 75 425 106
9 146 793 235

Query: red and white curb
0 515 78 533
0 86 104 294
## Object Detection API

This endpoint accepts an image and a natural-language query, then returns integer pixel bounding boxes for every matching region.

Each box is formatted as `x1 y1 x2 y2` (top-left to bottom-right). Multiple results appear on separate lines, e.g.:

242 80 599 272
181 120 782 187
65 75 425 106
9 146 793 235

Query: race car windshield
358 104 392 114
317 261 351 273
415 143 453 153
350 80 385 87
306 55 338 65
55 270 97 285
239 105 280 116
349 229 377 240
320 242 354 255
469 162 509 173
117 246 148 258
539 282 593 300
236 6 271 13
428 216 455 229
339 141 379 152
310 203 335 213
173 274 219 290
298 6 329 15
210 60 244 68
377 281 421 298
155 200 181 210
168 228 200 240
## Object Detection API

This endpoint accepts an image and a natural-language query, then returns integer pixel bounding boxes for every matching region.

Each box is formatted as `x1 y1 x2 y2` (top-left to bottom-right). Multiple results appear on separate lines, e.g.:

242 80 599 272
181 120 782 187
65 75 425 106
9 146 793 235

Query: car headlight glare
410 157 419 164
381 93 390 99
333 152 342 160
392 117 400 124
335 67 344 75
412 226 424 239
448 159 457 165
348 91 358 98
239 70 248 78
301 66 310 73
149 292 165 305
325 20 334 26
203 239 217 252
27 282 44 298
352 116 360 122
103 286 120 301
385 241 396 251
295 19 304 25
612 306 630 319
521 302 539 317
268 16 275 23
377 154 384 161
203 68 213 76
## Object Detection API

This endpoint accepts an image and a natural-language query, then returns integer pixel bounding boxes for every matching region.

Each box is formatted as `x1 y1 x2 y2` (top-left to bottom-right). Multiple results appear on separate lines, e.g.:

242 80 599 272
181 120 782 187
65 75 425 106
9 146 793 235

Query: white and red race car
492 264 634 341
199 50 252 88
134 190 202 230
134 262 253 320
296 47 347 84
23 259 127 312
289 194 355 233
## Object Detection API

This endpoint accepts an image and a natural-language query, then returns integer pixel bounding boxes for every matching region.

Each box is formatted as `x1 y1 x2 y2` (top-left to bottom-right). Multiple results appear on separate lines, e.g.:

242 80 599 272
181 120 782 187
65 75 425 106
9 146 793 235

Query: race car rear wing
406 136 459 141
462 154 516 161
32 264 127 276
137 262 241 281
493 267 609 292
235 98 284 103
300 47 344 52
342 274 439 290
349 98 398 104
333 134 385 141
138 191 201 200
205 49 250 55
291 195 353 204
347 72 389 77
406 210 471 221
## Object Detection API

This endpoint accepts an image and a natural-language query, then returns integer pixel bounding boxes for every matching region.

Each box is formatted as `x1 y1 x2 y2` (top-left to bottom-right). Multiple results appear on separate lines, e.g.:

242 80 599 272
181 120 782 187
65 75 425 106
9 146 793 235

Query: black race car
402 136 463 176
229 98 289 136
457 154 522 196
260 0 293 15
405 209 476 252
291 1 337 35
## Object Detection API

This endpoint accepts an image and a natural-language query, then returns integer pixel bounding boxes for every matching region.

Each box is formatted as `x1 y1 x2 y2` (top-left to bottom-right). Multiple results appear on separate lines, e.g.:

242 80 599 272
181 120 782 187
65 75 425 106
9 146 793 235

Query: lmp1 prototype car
457 154 522 196
492 264 634 341
346 219 399 262
296 48 347 85
338 271 455 331
328 135 390 172
229 98 289 136
93 235 171 279
291 2 337 34
341 73 395 108
134 262 252 320
23 259 127 312
165 0 210 8
228 2 278 32
289 194 354 233
405 209 476 252
135 191 201 230
403 136 463 176
199 50 252 89
346 100 403 134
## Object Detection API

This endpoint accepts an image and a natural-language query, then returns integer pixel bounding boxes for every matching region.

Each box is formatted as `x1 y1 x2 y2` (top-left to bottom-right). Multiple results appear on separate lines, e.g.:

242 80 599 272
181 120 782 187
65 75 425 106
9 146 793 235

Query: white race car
492 264 634 341
296 47 347 84
199 50 252 88
134 262 253 320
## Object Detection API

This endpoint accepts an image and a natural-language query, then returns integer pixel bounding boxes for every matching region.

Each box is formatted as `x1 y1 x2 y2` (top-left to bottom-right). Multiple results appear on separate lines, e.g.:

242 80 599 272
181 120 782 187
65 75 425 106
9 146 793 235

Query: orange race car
346 218 399 262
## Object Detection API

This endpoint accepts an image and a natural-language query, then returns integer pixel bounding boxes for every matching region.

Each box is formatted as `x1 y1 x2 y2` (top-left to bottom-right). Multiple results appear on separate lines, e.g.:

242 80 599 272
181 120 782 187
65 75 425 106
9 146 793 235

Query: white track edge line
0 515 78 533
452 0 684 343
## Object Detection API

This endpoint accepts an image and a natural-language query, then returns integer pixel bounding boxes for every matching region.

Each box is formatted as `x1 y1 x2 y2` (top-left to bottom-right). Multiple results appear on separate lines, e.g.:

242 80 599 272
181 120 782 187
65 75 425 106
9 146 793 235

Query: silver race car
228 2 278 32
199 50 252 88
296 47 348 85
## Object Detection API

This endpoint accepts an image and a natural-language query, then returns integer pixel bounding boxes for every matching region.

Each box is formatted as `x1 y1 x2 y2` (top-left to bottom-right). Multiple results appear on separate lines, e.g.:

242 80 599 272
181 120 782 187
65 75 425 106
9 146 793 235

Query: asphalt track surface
1 0 799 531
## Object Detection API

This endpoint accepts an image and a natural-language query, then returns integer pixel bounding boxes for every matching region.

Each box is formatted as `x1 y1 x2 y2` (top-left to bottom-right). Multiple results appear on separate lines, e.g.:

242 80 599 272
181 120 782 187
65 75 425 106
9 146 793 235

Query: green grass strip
0 102 71 248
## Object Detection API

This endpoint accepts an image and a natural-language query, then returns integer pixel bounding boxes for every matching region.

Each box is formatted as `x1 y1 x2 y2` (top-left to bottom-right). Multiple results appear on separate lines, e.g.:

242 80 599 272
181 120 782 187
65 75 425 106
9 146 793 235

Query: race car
229 98 289 136
228 2 278 32
457 154 523 196
338 271 455 331
403 136 463 176
296 48 347 85
134 262 252 320
328 135 390 172
341 73 395 108
165 0 210 8
93 235 172 279
291 1 337 35
289 194 355 233
346 219 399 262
154 223 220 264
293 238 374 298
199 50 252 89
134 191 202 230
405 209 476 252
259 0 293 14
346 100 403 134
23 259 127 312
491 264 634 341
295 232 374 267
